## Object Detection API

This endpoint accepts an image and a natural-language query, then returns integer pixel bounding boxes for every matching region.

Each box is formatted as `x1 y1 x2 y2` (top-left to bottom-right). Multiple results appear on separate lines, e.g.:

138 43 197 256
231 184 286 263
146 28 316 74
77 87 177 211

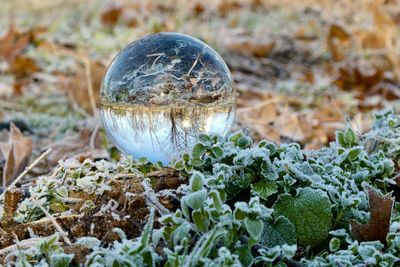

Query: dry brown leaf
226 39 275 57
276 113 305 142
350 187 393 245
326 24 350 62
218 0 242 16
59 60 106 113
9 55 40 79
101 6 123 26
191 2 205 16
2 188 23 227
335 67 384 97
45 128 108 166
1 123 32 187
355 29 387 49
0 24 31 60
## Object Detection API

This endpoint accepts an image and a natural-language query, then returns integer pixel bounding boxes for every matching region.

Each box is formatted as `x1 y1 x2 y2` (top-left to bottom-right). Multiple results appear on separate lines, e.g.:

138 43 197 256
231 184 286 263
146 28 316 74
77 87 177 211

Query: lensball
100 32 236 164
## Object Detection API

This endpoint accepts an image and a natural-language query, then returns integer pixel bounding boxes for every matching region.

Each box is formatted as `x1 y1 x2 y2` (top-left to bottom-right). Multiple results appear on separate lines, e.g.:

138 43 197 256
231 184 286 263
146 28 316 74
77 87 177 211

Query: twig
187 54 200 76
0 148 52 201
145 168 177 177
37 205 72 245
141 179 170 216
89 124 100 150
0 238 44 256
83 54 98 118
68 91 91 118
106 173 144 184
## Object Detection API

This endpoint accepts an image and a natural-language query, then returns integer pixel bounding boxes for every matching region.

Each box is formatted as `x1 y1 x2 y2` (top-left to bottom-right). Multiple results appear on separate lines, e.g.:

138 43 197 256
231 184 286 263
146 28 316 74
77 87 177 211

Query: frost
75 237 101 249
273 187 333 246
260 216 296 247
9 111 400 266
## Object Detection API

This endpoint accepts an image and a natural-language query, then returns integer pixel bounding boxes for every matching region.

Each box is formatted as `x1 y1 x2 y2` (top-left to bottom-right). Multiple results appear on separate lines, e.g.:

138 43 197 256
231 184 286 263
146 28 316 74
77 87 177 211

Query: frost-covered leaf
260 216 296 247
273 187 333 246
251 181 277 201
192 143 207 158
244 218 263 240
329 237 341 252
211 146 224 158
190 171 204 191
351 187 393 245
183 189 207 210
193 209 210 232
51 253 74 267
235 245 254 267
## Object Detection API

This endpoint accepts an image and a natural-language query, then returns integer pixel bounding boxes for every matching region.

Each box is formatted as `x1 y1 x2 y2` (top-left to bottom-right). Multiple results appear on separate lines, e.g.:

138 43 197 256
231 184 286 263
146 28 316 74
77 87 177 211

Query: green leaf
236 245 254 267
138 157 149 164
347 147 362 161
244 218 264 240
51 253 73 267
260 216 296 247
185 165 193 173
193 209 210 232
260 161 278 181
191 157 204 167
336 131 346 147
329 237 340 252
190 171 204 191
172 223 191 246
251 181 278 201
198 134 210 143
209 190 223 211
192 143 207 158
258 140 276 155
344 127 356 146
237 136 252 148
211 146 223 158
183 153 190 162
273 187 333 247
173 160 185 170
184 189 207 210
229 132 243 144
234 202 250 221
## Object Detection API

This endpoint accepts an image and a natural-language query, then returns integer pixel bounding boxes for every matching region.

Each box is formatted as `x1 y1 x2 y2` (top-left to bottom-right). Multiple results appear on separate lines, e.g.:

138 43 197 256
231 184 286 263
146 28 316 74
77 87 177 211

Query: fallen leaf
45 128 108 166
326 24 350 62
350 187 393 245
335 67 384 96
218 0 242 16
226 39 275 57
0 123 32 187
101 6 123 26
354 29 387 49
191 2 205 16
9 55 40 79
1 188 23 227
0 24 30 60
59 59 106 113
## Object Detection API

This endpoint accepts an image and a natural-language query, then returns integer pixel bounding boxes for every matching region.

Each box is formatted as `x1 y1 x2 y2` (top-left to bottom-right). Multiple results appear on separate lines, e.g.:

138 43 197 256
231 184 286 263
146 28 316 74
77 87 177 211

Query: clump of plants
2 110 400 266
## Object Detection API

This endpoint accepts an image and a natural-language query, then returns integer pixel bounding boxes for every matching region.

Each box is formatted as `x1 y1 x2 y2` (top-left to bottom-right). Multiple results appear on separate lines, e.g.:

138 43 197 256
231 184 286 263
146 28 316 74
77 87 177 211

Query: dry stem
0 148 52 201
37 205 72 245
83 54 98 118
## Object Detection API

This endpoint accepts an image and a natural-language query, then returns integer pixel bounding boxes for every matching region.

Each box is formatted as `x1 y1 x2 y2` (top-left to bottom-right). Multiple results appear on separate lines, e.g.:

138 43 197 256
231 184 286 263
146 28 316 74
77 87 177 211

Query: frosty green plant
7 110 400 266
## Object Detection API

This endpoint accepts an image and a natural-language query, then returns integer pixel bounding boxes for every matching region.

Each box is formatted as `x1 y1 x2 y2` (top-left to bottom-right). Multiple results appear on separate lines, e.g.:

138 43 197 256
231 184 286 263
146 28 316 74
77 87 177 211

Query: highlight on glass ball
100 32 236 164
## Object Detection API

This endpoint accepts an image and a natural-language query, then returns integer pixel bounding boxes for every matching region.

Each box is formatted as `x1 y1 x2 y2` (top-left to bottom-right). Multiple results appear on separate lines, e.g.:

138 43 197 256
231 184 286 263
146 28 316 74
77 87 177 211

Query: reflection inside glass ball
100 32 236 164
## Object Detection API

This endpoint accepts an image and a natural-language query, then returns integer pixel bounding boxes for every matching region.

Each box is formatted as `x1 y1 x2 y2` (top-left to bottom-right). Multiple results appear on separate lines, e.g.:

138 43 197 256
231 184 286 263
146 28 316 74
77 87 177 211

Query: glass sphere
100 32 236 164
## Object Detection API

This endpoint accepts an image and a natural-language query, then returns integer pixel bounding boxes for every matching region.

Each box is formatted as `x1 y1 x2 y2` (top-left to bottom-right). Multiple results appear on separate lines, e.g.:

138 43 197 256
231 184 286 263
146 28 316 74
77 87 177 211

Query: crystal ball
100 32 236 164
